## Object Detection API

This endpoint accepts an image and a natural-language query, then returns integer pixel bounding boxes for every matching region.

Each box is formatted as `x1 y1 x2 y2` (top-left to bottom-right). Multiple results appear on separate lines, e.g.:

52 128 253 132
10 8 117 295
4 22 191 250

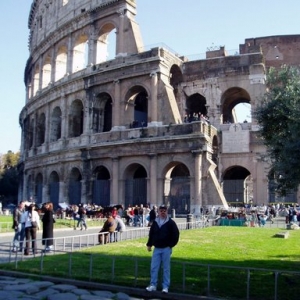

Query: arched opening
124 164 147 207
49 171 60 208
223 166 251 205
55 45 67 81
69 100 84 137
221 87 251 124
92 93 112 133
212 135 219 165
96 23 116 63
50 107 62 142
72 35 88 72
68 168 82 205
125 86 149 128
185 93 208 122
163 163 190 214
170 64 183 98
134 91 148 127
92 166 110 206
33 65 40 96
36 113 46 146
35 173 43 203
42 55 52 89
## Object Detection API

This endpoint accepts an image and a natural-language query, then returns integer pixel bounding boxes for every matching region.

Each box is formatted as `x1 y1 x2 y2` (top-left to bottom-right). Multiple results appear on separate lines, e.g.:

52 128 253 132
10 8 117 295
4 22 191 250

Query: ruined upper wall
182 52 264 81
240 35 300 68
27 0 137 51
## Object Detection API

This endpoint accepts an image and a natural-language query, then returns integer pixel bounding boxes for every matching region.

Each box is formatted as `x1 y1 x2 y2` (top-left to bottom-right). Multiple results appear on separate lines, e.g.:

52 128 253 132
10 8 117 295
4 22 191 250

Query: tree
255 65 300 196
0 151 20 204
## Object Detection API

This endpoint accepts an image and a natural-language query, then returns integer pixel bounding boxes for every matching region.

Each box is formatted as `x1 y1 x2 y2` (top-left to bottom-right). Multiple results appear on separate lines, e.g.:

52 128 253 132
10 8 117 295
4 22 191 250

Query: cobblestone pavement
0 275 148 300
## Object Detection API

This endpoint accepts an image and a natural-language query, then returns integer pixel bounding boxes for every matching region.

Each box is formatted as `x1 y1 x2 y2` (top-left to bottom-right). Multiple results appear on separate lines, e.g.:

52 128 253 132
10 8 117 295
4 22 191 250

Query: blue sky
0 0 299 154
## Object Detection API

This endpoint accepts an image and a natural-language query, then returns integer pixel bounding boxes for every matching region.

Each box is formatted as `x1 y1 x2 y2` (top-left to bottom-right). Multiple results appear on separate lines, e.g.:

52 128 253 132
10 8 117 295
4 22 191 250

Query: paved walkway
0 274 144 300
0 272 218 300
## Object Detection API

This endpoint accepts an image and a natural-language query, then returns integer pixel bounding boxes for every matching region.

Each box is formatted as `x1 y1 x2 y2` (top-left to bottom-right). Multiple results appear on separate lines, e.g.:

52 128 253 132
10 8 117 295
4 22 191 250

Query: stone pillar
43 183 48 203
51 47 56 84
116 9 125 56
61 94 68 140
67 35 73 75
81 179 87 204
44 104 50 152
112 157 119 204
38 57 43 91
191 150 203 215
112 80 121 128
149 154 157 207
150 72 158 124
88 24 96 66
59 181 65 203
83 98 90 135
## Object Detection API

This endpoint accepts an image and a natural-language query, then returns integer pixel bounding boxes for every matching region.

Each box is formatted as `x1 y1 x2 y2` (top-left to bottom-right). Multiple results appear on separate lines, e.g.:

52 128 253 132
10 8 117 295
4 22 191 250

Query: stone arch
185 93 208 122
170 64 183 97
125 86 149 128
42 54 52 88
24 116 34 150
50 106 62 142
69 99 84 138
55 45 67 81
72 34 88 72
35 172 43 203
68 167 82 205
92 166 111 206
222 165 251 205
221 87 251 124
49 171 60 207
92 92 112 133
33 64 40 96
36 113 46 146
96 22 117 63
163 162 191 214
123 163 148 207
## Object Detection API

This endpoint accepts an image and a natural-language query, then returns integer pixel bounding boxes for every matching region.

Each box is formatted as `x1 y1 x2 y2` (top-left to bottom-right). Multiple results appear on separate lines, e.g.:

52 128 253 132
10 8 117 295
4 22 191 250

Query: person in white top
24 203 40 255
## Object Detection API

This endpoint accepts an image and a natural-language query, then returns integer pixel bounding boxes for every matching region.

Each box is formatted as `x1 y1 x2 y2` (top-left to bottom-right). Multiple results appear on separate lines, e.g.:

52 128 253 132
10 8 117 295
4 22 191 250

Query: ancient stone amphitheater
18 0 300 212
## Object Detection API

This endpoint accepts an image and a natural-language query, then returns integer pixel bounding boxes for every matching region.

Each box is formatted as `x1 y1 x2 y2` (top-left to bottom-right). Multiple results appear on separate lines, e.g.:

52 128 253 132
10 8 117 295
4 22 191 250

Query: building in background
18 0 300 212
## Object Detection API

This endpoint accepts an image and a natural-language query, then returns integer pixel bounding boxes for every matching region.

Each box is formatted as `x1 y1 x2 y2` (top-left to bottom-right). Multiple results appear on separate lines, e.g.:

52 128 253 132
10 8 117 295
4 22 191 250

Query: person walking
145 204 180 294
42 202 55 252
11 201 25 252
24 204 41 255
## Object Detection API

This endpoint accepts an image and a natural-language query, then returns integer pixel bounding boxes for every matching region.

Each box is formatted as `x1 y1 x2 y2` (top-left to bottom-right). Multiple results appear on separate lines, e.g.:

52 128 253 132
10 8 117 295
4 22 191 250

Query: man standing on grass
146 204 179 294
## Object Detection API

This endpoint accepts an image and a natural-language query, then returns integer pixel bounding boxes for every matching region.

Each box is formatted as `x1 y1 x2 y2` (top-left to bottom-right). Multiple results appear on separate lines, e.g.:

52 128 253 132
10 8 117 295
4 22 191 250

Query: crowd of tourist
212 203 300 227
12 200 55 255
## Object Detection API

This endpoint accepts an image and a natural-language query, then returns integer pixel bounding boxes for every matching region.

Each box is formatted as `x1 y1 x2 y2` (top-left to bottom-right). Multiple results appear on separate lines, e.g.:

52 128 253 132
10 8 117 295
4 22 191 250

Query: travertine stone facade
19 0 300 213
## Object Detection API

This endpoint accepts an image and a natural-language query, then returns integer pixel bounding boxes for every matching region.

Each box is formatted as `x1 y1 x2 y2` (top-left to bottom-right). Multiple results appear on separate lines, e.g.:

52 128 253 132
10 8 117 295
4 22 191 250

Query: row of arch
26 162 192 214
26 160 294 211
27 11 118 99
23 84 215 150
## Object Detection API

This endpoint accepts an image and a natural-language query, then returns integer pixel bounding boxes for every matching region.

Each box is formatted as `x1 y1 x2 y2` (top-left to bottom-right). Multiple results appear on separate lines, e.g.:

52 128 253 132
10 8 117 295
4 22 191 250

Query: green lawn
0 215 104 232
2 226 300 299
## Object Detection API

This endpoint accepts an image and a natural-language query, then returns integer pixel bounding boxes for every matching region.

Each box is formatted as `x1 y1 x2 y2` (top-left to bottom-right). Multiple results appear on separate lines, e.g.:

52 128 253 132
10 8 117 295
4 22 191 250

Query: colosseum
18 0 300 213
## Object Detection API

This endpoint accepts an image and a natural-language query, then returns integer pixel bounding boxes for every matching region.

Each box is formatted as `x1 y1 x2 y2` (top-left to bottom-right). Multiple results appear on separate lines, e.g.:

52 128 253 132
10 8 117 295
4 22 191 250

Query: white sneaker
146 285 156 292
162 288 168 293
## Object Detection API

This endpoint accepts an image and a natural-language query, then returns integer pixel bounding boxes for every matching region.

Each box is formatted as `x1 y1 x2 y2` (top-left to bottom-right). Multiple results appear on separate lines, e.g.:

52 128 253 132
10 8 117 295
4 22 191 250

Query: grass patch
2 226 300 299
0 215 104 232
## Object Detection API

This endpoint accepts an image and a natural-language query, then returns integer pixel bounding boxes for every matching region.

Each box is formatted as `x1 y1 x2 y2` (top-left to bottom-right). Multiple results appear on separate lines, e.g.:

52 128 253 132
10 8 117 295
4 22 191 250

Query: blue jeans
13 223 23 249
150 247 172 289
